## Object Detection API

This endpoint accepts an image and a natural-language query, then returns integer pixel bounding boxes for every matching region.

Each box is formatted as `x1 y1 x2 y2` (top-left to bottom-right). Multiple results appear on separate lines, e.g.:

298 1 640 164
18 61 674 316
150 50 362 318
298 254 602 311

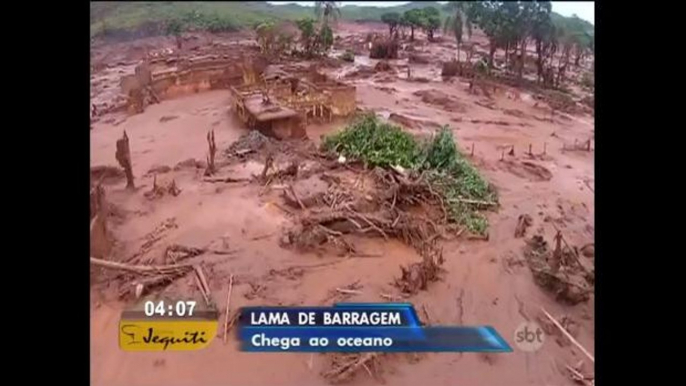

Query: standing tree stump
205 130 216 176
550 231 563 273
115 131 135 189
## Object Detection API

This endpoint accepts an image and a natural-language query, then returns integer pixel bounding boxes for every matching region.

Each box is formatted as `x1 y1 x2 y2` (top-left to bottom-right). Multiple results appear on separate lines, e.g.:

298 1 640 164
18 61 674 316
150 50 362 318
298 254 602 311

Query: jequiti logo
514 321 545 352
119 320 217 351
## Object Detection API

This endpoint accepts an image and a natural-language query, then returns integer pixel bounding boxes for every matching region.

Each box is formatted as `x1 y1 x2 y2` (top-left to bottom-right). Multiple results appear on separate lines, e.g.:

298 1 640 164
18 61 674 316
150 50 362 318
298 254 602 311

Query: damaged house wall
121 53 269 115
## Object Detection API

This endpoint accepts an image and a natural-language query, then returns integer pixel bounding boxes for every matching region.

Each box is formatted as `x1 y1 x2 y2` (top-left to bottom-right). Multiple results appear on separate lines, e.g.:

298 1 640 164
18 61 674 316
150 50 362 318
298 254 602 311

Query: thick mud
91 22 594 386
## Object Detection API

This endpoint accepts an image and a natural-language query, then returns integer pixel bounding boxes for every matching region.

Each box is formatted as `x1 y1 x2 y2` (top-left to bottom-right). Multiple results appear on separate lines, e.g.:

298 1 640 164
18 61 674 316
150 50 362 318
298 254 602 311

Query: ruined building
119 51 356 139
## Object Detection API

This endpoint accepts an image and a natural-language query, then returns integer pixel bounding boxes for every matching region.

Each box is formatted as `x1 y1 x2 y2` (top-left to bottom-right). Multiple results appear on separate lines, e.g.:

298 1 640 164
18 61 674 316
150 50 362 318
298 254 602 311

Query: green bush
322 115 497 234
323 113 420 168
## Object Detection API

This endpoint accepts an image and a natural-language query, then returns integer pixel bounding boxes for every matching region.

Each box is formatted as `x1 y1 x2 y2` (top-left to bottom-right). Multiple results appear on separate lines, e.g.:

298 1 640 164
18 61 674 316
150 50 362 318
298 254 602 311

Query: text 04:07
144 301 197 317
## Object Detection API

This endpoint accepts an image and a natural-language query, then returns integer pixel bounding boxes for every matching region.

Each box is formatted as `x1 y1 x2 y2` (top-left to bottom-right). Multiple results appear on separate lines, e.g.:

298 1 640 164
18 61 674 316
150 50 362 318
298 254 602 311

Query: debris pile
370 39 399 59
225 130 274 159
409 53 430 64
374 61 393 72
144 176 181 200
541 89 583 115
523 234 593 304
413 90 467 113
441 60 461 77
344 65 376 79
91 165 125 185
323 353 384 384
514 214 533 238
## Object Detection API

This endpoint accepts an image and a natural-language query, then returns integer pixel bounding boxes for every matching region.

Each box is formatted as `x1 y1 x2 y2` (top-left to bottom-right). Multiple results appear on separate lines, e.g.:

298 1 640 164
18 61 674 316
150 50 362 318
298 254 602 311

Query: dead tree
115 131 135 189
205 130 216 176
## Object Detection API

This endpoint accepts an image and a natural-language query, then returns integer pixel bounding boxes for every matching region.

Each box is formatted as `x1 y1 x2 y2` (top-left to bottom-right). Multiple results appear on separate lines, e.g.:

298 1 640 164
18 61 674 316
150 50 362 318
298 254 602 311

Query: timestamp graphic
119 300 219 352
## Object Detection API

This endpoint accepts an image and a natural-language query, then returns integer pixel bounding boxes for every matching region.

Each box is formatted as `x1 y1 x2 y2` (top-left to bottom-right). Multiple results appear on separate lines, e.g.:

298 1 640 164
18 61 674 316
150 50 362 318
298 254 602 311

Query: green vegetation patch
322 113 497 234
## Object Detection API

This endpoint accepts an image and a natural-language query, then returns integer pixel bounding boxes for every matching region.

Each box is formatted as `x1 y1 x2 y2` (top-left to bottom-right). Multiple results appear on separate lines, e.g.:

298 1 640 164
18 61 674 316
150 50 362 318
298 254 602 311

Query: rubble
370 39 399 59
91 165 125 184
230 70 356 138
523 235 593 304
413 90 467 113
514 214 533 238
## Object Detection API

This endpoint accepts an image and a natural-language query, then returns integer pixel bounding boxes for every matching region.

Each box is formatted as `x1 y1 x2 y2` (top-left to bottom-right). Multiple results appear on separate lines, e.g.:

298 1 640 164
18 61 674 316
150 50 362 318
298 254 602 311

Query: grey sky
268 2 595 24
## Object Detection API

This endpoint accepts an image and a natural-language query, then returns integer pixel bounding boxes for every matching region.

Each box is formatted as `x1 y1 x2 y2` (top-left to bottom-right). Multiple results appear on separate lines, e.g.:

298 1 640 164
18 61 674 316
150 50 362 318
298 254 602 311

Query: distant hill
91 2 593 40
90 1 449 38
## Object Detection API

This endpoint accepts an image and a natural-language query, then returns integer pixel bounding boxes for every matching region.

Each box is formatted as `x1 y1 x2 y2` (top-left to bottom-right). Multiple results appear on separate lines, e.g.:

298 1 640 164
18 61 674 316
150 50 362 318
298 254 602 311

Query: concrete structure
118 49 356 140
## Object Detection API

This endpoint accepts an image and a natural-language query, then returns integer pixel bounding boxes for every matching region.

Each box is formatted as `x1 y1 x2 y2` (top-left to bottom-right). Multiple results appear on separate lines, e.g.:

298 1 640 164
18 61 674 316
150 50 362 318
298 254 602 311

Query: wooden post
528 143 532 156
586 139 591 151
115 131 135 189
471 143 475 157
543 142 547 155
551 231 563 273
205 130 216 176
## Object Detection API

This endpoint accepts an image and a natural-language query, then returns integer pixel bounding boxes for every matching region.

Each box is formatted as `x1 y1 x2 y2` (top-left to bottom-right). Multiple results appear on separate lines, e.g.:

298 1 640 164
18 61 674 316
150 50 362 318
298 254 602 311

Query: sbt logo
514 322 545 352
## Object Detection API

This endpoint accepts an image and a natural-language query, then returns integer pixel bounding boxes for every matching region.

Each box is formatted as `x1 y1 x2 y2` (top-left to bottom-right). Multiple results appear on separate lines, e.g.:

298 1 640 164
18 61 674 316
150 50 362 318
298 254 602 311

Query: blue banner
237 303 512 353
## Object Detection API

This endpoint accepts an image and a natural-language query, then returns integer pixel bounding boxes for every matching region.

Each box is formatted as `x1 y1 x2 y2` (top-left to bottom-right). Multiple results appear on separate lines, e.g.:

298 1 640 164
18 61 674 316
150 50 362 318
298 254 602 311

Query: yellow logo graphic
119 320 217 351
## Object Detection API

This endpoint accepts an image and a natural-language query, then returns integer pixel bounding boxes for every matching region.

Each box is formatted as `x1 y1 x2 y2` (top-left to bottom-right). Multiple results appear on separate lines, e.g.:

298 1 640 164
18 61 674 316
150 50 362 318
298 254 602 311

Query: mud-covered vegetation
323 114 496 234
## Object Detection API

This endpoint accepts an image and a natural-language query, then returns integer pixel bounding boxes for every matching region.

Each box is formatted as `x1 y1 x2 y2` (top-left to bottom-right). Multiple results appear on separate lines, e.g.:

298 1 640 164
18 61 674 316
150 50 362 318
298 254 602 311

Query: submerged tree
255 21 276 54
399 14 410 39
443 2 476 62
403 8 423 41
381 12 401 38
314 1 341 26
421 6 441 42
296 17 333 58
531 1 555 84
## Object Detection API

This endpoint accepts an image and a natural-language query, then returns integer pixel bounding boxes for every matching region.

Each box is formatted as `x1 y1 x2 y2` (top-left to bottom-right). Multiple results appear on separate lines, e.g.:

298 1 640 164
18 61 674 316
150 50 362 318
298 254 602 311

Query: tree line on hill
380 1 594 88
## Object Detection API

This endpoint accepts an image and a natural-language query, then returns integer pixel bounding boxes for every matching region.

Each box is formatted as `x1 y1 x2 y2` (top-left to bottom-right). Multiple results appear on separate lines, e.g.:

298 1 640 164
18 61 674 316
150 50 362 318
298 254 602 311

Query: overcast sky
268 2 595 24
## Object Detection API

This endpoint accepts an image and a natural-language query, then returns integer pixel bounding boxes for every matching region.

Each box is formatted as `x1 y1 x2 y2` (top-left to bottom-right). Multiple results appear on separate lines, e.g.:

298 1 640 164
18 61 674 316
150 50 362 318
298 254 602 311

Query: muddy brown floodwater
91 23 594 386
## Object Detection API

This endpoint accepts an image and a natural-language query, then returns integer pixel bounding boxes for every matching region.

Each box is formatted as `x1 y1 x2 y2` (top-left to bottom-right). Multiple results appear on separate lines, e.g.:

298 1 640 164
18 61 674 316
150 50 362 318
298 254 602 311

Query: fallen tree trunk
90 257 194 274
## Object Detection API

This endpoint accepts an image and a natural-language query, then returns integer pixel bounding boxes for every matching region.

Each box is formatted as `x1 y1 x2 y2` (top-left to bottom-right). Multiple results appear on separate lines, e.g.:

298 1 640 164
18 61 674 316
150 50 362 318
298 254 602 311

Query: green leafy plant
323 113 420 168
322 115 497 234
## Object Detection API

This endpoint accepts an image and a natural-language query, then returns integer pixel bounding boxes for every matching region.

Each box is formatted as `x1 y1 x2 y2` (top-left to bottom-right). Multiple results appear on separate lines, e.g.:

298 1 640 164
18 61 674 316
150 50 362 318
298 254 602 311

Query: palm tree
443 2 474 62
314 1 341 27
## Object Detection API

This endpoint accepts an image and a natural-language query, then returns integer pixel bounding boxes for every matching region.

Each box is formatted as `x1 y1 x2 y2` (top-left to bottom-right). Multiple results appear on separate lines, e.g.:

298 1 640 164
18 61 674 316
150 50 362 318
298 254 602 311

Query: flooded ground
91 22 594 386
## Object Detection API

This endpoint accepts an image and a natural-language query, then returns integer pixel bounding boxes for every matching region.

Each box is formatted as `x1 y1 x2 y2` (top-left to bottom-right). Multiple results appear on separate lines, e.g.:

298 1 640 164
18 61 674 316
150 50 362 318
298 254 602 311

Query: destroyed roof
243 95 298 121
